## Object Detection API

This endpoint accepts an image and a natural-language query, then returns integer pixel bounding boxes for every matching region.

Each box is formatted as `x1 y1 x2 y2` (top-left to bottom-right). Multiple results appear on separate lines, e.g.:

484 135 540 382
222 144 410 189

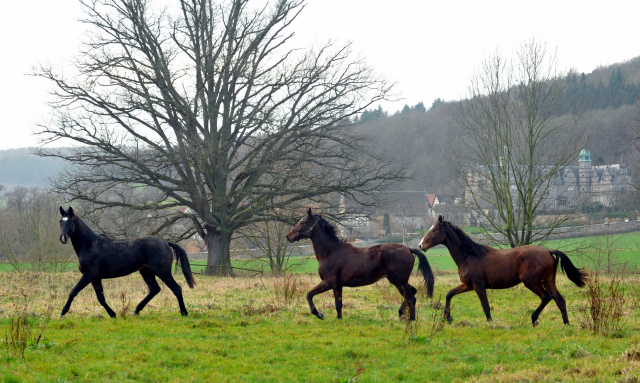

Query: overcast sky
1 0 639 151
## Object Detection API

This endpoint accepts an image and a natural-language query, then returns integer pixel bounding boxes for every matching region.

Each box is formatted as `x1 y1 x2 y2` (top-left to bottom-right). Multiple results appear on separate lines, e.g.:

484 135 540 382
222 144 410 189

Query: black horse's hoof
532 320 539 327
447 317 453 324
317 312 325 320
133 312 140 316
59 314 65 320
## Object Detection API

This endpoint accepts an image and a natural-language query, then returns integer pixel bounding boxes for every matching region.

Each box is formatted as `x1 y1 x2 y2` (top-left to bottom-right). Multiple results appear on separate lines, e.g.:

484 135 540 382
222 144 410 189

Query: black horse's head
419 215 448 251
59 206 78 244
286 208 319 243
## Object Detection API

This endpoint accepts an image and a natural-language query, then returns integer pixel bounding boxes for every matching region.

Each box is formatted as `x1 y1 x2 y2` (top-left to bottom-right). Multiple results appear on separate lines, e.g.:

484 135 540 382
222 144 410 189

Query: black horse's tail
550 250 586 288
168 242 196 288
410 249 434 298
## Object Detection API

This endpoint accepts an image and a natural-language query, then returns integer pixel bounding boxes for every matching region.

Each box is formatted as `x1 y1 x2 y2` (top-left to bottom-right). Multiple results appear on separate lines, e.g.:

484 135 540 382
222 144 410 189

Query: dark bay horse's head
59 206 78 244
286 208 319 243
419 215 448 251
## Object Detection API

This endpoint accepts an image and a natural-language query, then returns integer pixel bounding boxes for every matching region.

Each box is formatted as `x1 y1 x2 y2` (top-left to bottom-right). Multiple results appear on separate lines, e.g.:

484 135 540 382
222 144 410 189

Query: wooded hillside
356 55 640 193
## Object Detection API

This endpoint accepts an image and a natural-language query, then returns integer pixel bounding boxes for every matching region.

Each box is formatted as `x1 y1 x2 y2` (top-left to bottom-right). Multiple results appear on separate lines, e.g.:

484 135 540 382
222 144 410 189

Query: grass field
2 269 640 382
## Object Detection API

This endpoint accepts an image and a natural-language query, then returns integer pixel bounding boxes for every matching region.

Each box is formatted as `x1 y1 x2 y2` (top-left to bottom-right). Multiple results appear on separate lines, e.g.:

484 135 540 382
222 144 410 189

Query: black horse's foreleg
474 286 492 322
307 281 331 320
333 287 343 319
135 268 161 315
60 274 93 318
444 284 473 323
92 279 116 318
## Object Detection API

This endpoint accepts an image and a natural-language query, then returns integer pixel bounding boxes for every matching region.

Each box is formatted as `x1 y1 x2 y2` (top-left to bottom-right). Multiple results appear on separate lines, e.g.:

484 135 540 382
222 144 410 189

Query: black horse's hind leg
157 273 188 316
444 284 473 323
525 282 553 326
333 287 343 319
60 274 94 318
134 268 161 315
307 280 331 320
91 279 116 318
394 283 416 321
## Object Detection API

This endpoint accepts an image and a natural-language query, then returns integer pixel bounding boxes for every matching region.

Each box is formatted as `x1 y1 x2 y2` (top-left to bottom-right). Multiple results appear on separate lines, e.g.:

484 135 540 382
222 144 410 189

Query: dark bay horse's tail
550 250 587 288
410 249 434 298
168 242 196 288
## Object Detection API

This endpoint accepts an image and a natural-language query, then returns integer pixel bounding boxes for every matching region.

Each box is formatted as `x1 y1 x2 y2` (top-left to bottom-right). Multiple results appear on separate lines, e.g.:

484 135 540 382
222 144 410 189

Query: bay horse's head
286 208 320 243
59 206 78 244
418 215 448 251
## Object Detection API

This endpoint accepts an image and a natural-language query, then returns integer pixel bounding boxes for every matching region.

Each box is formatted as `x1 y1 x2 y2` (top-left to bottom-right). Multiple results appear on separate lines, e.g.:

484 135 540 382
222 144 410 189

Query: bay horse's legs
60 274 94 318
544 279 570 325
474 286 492 322
333 287 343 319
91 279 116 318
134 268 162 315
523 281 553 326
156 273 188 316
444 284 473 323
307 281 331 320
392 283 416 321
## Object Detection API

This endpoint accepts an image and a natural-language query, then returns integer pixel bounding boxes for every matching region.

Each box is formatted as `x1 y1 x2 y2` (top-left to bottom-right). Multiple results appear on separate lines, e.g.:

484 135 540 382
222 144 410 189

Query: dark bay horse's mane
315 215 347 243
445 221 489 257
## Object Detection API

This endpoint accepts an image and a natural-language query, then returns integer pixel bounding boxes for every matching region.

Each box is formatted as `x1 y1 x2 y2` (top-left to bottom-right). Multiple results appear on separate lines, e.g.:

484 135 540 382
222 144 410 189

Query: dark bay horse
58 207 195 318
287 208 434 321
419 215 587 326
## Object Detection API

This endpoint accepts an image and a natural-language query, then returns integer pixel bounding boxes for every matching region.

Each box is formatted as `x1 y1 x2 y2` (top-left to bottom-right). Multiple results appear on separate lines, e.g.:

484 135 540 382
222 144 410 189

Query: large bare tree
449 40 585 247
35 0 403 274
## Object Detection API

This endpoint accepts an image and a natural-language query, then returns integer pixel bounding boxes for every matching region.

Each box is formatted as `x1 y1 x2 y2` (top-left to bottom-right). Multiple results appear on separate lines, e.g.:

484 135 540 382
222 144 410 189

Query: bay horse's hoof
447 317 453 324
133 312 140 316
316 312 325 320
532 320 539 327
59 314 65 320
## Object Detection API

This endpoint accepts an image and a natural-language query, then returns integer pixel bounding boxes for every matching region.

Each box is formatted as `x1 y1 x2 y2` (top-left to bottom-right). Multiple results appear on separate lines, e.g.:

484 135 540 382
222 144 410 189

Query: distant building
467 149 632 212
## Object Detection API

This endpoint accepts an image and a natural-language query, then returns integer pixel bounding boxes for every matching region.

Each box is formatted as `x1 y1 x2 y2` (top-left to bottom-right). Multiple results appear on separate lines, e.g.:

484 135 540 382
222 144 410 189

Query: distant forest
356 56 640 193
1 56 639 191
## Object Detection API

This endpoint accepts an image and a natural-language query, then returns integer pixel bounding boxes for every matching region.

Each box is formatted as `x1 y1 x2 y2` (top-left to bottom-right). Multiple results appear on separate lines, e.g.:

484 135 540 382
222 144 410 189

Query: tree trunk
206 231 233 276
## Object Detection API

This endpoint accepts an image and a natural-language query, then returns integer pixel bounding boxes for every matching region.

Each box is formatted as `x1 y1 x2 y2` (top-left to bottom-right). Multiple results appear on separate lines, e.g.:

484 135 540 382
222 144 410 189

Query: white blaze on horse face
419 225 434 248
62 217 69 222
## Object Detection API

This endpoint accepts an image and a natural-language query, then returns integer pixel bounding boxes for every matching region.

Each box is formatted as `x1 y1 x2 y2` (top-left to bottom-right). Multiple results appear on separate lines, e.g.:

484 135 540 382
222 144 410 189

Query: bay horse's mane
444 221 489 257
314 215 347 243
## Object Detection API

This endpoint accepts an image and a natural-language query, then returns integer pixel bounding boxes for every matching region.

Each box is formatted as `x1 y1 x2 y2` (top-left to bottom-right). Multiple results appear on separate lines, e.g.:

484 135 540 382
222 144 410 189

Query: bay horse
58 206 195 318
286 208 434 321
419 215 587 326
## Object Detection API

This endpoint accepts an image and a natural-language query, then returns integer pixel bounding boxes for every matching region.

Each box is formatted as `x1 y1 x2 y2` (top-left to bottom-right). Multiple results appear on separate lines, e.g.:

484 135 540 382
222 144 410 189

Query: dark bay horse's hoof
59 314 65 320
447 316 453 324
134 312 140 316
533 320 539 327
316 312 325 320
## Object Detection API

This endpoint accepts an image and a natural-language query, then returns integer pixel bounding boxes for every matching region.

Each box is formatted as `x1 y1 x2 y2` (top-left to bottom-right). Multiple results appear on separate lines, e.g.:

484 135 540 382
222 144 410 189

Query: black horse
58 207 195 318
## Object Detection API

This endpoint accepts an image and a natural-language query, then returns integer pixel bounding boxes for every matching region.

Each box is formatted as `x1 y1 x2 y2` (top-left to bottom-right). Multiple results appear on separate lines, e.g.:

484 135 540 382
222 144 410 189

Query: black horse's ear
307 208 313 217
438 215 444 223
60 206 65 216
69 207 76 218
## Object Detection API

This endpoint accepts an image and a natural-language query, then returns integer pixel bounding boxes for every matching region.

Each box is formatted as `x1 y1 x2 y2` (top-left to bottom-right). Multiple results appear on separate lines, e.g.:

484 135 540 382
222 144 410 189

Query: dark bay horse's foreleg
134 268 161 315
307 281 331 320
444 284 473 323
333 287 343 319
474 286 492 322
60 274 94 318
91 279 116 318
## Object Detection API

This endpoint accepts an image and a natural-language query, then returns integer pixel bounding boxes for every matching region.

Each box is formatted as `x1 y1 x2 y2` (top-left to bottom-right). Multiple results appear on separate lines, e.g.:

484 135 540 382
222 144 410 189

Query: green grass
1 271 640 382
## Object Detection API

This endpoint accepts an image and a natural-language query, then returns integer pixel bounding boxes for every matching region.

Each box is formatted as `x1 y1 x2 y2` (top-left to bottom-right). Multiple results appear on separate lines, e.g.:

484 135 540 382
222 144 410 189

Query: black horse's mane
445 222 489 257
315 215 346 243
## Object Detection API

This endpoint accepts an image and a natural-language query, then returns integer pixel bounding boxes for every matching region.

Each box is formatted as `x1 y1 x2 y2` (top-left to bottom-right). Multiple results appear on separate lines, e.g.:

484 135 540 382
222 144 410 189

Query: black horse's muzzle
60 234 69 244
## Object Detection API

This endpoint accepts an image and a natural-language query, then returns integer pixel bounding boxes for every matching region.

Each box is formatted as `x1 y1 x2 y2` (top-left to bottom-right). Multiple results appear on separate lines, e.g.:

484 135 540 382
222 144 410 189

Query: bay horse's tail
168 242 196 288
410 249 434 298
550 250 586 288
